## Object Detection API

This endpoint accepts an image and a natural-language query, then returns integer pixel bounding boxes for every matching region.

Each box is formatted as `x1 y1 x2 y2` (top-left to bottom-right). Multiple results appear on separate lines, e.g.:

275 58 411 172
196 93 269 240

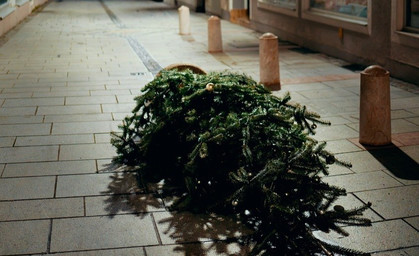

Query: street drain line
99 0 162 76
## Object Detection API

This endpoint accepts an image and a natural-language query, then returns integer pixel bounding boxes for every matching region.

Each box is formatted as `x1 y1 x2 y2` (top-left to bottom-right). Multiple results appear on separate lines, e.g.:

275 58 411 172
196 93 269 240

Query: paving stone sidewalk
0 0 418 255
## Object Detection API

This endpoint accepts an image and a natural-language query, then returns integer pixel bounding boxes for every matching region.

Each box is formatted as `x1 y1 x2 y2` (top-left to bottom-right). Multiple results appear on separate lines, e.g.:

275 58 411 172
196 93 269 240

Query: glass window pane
0 0 7 5
407 0 419 29
258 0 297 9
310 0 368 18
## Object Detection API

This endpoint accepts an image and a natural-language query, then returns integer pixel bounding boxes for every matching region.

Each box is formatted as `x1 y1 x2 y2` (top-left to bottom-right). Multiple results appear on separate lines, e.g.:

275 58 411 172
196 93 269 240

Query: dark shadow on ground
100 163 252 255
135 6 177 12
366 144 419 180
157 211 252 255
99 163 163 218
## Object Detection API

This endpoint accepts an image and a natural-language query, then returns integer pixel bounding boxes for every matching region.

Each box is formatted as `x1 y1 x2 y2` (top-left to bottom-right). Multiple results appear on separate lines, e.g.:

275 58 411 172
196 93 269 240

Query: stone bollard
259 33 280 90
208 16 223 53
359 65 391 146
178 5 190 35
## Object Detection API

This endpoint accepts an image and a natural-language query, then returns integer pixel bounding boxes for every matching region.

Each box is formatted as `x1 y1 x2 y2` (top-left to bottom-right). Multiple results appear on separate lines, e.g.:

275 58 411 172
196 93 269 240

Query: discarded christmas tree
112 69 372 255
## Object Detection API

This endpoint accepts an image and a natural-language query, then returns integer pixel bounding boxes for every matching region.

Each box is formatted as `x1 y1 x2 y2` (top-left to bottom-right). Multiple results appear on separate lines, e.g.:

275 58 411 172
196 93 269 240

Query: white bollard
259 33 280 90
208 16 223 53
178 5 191 35
359 65 392 146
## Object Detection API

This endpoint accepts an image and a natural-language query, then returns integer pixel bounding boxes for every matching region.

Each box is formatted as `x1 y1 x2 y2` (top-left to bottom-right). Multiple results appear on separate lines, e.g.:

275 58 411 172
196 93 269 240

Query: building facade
171 0 419 83
249 0 419 83
0 0 49 37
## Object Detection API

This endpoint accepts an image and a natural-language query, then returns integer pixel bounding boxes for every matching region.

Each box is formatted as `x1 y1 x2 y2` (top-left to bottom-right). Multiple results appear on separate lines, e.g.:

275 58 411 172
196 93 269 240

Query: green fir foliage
111 69 372 255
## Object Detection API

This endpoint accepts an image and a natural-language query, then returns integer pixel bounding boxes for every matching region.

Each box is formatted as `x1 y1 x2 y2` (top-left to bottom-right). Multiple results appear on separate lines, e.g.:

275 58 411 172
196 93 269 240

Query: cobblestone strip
100 0 162 75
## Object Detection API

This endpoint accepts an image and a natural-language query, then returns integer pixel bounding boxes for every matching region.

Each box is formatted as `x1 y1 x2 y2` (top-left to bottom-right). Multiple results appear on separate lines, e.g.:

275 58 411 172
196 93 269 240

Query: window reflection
259 0 297 9
407 0 419 29
310 0 368 18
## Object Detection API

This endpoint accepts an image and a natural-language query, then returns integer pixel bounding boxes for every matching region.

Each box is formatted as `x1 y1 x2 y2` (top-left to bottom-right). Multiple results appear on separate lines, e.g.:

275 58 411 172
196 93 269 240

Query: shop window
258 0 297 9
391 0 419 50
406 0 419 32
257 0 299 16
309 0 368 19
301 0 370 34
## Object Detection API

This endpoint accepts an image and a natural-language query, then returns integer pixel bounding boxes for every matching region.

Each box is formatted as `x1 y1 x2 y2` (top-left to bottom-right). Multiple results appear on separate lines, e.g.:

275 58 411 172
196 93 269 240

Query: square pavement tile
85 194 164 216
52 121 120 135
35 248 146 255
44 113 113 123
355 184 419 219
56 172 142 198
2 97 64 107
325 139 363 154
329 193 382 222
391 119 419 134
145 242 251 256
334 151 387 173
345 119 419 134
3 160 97 177
56 173 116 197
372 247 419 256
50 215 159 252
322 171 403 193
59 143 115 160
0 123 52 137
37 105 102 115
0 137 15 147
400 145 419 163
405 216 419 230
392 132 419 147
15 134 94 146
392 97 419 110
0 145 59 164
391 110 417 119
313 125 359 141
0 115 44 125
0 198 84 221
407 117 419 125
325 164 354 176
0 176 55 200
101 103 136 113
95 133 113 143
0 106 36 116
382 146 419 185
315 219 419 253
154 211 251 245
65 95 117 105
0 220 50 255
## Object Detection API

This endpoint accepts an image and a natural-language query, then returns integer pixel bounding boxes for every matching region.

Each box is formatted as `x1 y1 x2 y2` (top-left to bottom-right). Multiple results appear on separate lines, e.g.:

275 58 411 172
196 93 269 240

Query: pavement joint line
403 218 419 232
0 164 4 177
47 218 53 254
53 175 58 198
150 212 163 245
83 197 87 217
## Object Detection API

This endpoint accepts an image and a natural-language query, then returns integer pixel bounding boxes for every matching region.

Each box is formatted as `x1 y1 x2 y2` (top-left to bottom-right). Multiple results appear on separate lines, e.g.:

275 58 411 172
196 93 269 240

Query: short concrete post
208 16 223 53
359 65 391 146
259 33 280 90
178 5 190 35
